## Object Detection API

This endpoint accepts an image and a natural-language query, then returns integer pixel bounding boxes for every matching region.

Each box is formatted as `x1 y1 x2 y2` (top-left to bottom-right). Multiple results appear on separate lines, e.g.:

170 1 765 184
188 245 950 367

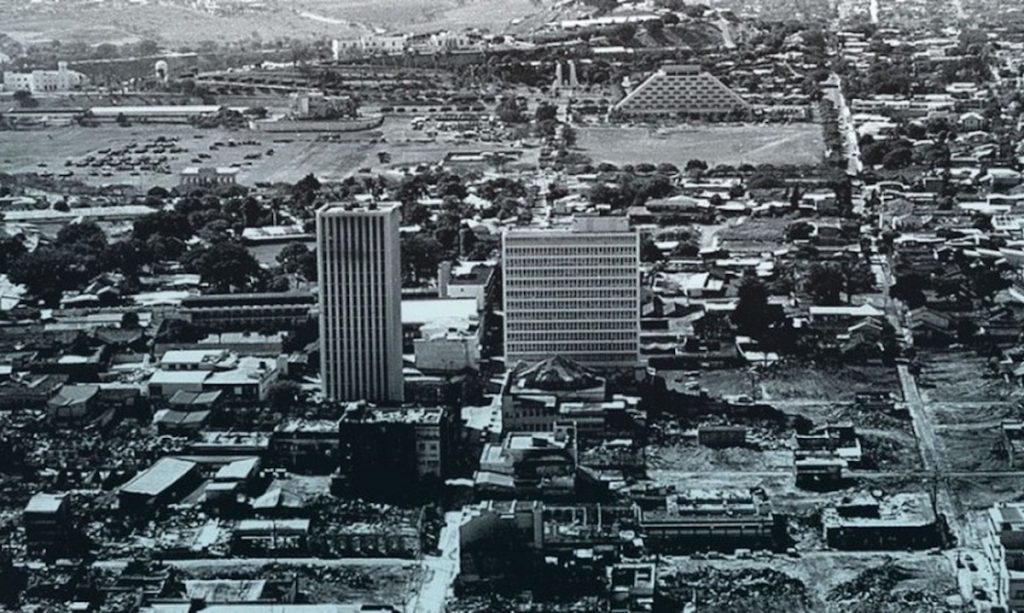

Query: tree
890 273 928 309
297 250 318 282
535 102 558 123
841 259 875 301
402 201 430 226
105 238 153 277
8 248 90 305
685 159 708 175
786 221 814 242
882 147 913 170
12 90 37 108
242 196 264 227
133 210 192 241
611 23 637 45
732 273 772 340
496 97 526 124
640 236 665 263
955 318 978 344
807 262 844 305
277 242 311 273
294 173 321 195
183 241 262 292
57 221 108 255
292 173 322 210
562 125 578 148
645 19 664 38
121 311 140 329
269 381 302 411
401 234 444 284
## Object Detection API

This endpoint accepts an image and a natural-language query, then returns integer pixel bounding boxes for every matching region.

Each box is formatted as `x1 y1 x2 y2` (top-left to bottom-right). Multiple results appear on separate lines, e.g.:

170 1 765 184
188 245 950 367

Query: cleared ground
758 363 900 402
648 443 793 473
0 124 375 188
179 558 422 605
659 552 960 613
923 398 1021 473
917 350 1023 403
577 123 825 167
0 117 527 188
718 215 794 250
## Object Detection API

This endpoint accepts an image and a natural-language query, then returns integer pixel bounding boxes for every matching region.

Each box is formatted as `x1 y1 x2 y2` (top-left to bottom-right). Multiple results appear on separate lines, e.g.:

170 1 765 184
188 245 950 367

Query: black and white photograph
0 0 1020 610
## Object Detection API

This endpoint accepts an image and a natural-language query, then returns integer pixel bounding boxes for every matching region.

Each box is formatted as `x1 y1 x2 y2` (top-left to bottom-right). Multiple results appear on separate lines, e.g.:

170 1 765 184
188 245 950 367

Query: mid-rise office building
502 216 640 369
317 202 404 403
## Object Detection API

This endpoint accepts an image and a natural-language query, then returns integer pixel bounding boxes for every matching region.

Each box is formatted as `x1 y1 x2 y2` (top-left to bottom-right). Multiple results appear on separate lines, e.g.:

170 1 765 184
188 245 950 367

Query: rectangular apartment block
502 216 640 369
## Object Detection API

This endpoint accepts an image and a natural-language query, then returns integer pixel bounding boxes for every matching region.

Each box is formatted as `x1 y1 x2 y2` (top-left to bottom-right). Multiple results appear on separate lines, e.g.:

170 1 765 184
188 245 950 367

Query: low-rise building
636 489 780 552
823 492 940 550
413 330 480 373
989 502 1024 612
476 424 578 500
2 62 85 93
337 404 455 497
119 457 202 512
24 493 76 557
271 419 340 473
698 426 747 448
233 519 310 555
607 563 656 613
179 167 239 188
148 350 279 404
499 357 643 445
179 292 315 331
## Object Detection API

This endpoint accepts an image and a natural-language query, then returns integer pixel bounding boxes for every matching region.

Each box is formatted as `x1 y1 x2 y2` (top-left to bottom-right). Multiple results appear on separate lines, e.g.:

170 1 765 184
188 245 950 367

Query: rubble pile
828 562 967 612
658 567 811 612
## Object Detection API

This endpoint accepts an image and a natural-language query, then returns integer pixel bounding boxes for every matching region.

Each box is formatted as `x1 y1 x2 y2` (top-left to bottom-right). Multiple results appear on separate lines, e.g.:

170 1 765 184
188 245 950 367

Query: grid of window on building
317 202 404 404
502 218 640 369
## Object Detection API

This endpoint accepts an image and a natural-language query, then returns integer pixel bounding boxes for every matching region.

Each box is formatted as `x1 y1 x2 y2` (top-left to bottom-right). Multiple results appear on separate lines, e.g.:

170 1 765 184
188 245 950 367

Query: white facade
317 202 404 403
414 331 480 373
2 62 84 94
331 35 408 59
502 216 640 369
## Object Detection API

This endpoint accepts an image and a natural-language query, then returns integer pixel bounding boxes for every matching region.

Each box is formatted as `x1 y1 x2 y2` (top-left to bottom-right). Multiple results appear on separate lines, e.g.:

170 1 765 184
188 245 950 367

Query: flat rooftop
317 201 401 216
401 298 478 333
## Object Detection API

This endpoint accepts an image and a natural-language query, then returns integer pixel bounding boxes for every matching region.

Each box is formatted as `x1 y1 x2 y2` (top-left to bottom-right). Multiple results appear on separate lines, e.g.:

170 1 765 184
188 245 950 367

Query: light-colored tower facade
317 202 404 403
502 216 640 369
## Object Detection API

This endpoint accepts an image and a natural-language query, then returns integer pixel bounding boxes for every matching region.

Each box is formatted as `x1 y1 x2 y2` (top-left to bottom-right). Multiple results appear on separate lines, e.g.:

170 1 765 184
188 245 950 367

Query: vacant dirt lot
578 123 825 168
935 425 1009 472
917 350 1022 403
647 442 793 472
718 215 793 250
660 551 959 613
759 363 900 402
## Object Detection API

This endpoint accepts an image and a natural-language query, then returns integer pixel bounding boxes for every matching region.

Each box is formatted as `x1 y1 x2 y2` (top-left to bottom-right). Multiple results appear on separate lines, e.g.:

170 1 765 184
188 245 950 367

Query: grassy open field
295 0 552 35
0 0 550 47
0 124 377 188
577 123 825 168
0 116 528 189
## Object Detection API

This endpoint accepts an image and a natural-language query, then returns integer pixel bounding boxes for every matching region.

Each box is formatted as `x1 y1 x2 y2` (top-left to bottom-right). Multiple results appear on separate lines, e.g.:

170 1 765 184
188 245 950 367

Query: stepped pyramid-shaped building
613 64 751 120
